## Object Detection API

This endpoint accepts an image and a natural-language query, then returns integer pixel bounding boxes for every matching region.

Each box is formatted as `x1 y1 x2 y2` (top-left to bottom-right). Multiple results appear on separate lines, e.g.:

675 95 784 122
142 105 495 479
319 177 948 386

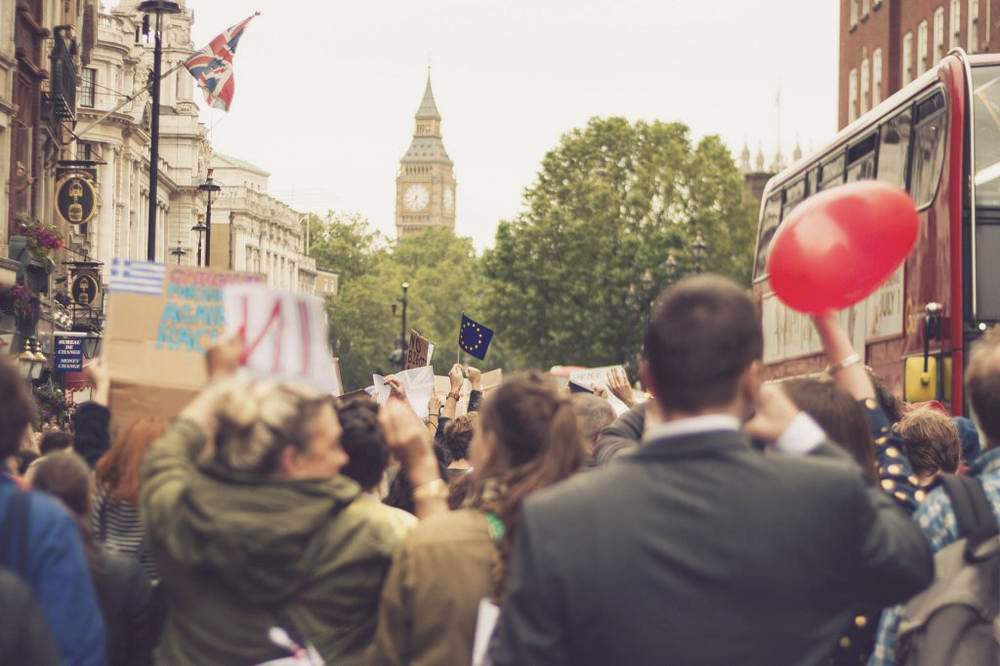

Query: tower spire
416 70 441 120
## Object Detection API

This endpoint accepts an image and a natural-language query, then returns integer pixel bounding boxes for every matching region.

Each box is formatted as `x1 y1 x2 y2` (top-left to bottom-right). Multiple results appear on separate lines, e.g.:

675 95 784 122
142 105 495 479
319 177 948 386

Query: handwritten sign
372 366 435 417
223 284 342 395
404 329 434 370
54 333 85 372
104 263 265 431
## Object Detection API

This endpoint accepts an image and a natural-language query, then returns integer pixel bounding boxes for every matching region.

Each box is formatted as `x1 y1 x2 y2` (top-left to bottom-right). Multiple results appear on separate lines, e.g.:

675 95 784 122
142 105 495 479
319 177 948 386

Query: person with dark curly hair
337 397 417 538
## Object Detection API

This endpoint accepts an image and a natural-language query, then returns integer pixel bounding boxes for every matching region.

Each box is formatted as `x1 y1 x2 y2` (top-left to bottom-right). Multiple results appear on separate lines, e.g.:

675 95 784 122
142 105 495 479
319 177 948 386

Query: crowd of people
1 273 998 665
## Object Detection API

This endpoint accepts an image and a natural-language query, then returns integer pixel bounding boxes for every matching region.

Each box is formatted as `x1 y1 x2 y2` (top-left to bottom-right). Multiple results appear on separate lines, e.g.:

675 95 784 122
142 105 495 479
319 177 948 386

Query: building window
80 67 96 108
862 0 870 16
76 141 93 162
903 32 914 84
849 68 859 123
934 7 946 63
918 20 929 75
861 57 871 114
877 108 913 189
851 0 858 27
951 0 962 49
874 0 882 5
969 0 979 52
873 49 883 105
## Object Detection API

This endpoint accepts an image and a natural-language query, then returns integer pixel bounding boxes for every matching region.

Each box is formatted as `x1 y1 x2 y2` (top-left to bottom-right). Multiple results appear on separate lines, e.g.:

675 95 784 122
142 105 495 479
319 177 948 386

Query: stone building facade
208 152 316 292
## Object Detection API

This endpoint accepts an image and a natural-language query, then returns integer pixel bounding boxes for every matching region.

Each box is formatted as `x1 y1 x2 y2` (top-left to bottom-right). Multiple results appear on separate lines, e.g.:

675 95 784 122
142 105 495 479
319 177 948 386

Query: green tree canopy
317 222 497 390
483 117 756 372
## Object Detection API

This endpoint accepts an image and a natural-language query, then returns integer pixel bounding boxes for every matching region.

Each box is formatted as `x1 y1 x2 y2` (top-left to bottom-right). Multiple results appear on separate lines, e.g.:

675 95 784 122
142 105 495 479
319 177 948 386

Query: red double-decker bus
753 49 1000 414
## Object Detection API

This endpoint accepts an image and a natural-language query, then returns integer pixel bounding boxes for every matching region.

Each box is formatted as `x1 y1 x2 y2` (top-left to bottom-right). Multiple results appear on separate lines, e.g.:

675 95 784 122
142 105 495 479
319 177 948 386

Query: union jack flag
184 12 259 112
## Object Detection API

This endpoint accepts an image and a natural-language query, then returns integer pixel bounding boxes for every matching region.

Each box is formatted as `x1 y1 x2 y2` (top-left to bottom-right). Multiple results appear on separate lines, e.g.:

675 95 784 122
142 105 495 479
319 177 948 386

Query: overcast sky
182 0 839 249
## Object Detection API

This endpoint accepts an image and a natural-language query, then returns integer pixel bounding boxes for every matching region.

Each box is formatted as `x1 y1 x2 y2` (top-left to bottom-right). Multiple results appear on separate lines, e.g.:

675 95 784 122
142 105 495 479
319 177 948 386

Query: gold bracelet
412 478 449 503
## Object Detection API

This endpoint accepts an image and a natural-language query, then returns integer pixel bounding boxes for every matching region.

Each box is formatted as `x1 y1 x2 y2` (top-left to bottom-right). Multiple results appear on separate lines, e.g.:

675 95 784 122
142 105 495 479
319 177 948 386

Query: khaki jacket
141 419 403 666
370 509 497 666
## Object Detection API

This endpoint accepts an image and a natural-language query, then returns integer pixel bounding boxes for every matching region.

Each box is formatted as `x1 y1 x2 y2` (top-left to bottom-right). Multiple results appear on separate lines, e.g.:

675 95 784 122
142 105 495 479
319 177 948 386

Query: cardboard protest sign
569 366 635 416
103 260 263 432
404 329 434 370
223 284 343 395
372 366 435 418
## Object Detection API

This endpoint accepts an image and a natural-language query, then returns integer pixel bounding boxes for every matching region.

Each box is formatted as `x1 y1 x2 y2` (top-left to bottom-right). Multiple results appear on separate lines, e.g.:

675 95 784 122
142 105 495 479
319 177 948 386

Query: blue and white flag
108 259 165 295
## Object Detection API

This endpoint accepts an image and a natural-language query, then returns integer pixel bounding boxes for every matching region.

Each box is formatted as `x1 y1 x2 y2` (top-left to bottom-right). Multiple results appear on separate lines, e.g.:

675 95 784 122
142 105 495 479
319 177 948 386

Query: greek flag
108 259 165 295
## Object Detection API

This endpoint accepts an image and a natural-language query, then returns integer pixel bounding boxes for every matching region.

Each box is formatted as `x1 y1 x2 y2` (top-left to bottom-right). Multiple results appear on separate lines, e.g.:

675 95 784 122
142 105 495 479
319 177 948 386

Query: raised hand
608 367 636 408
449 363 464 391
466 366 482 391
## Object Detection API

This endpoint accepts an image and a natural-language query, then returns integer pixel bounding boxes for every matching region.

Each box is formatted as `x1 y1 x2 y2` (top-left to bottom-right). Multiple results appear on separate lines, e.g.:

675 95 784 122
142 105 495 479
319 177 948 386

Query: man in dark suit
490 275 933 666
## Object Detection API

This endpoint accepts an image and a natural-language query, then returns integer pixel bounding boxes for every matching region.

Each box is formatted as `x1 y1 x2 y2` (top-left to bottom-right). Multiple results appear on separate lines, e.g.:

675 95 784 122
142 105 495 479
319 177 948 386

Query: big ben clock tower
395 72 456 237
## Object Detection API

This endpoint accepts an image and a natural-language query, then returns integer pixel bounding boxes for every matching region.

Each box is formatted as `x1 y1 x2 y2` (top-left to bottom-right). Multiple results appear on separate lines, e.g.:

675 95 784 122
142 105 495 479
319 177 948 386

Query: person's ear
639 360 657 400
278 444 299 477
741 361 764 406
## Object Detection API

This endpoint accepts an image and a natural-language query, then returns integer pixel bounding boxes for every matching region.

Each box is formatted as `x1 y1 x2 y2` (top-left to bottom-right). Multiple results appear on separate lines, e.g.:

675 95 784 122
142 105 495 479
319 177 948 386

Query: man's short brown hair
0 356 36 457
967 326 1000 447
896 407 961 477
643 274 763 412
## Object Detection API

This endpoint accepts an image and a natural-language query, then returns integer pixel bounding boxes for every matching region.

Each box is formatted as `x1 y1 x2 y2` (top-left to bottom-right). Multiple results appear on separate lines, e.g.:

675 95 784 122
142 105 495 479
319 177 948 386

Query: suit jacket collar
634 428 751 461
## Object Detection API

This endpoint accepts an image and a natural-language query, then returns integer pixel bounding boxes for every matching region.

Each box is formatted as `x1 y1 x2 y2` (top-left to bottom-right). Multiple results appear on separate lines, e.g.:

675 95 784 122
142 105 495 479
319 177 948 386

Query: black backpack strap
940 474 999 547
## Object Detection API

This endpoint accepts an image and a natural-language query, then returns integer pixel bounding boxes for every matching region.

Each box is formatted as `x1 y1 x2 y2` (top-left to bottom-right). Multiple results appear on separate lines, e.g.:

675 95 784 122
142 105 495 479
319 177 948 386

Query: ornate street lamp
198 168 222 267
191 217 207 267
170 241 188 265
691 231 708 273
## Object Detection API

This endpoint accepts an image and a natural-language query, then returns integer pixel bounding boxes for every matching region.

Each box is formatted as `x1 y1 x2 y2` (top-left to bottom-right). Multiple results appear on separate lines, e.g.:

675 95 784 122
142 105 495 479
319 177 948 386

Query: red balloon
766 181 918 314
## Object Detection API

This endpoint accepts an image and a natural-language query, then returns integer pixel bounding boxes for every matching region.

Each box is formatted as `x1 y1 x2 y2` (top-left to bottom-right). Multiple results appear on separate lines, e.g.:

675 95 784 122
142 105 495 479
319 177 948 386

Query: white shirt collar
644 414 742 443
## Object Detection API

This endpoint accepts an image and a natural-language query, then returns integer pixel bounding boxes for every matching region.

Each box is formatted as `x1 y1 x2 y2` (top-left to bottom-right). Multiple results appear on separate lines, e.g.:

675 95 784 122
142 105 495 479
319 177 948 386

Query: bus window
877 108 912 189
754 193 782 279
972 66 1000 206
846 134 877 182
819 153 845 190
910 92 947 208
782 178 806 218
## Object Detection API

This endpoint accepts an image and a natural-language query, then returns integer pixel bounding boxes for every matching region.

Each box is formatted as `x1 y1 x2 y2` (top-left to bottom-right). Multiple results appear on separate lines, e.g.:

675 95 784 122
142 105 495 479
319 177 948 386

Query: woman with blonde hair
93 417 166 582
140 335 440 666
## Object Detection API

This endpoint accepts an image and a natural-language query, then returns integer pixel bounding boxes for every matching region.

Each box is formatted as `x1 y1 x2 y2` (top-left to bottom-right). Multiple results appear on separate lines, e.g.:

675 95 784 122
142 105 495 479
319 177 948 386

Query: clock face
404 184 430 211
443 187 454 212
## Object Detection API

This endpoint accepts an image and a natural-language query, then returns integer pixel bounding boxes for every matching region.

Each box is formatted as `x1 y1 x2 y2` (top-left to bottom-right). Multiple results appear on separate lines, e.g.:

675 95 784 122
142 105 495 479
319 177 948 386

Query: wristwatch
447 391 461 402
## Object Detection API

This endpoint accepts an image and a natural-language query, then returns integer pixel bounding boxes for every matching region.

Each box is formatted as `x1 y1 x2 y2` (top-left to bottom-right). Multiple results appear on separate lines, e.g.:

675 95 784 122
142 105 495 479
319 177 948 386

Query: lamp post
198 168 222 267
665 252 680 283
170 241 188 265
138 0 182 261
390 282 410 369
17 338 46 381
191 218 207 267
691 230 708 273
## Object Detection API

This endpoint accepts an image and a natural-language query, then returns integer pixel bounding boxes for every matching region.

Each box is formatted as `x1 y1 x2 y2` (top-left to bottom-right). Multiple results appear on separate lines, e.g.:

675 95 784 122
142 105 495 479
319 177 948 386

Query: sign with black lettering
55 174 98 226
405 329 434 369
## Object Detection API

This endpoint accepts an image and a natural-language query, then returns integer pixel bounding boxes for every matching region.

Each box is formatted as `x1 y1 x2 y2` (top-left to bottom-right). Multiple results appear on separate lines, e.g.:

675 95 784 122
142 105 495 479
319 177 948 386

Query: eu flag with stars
459 314 494 360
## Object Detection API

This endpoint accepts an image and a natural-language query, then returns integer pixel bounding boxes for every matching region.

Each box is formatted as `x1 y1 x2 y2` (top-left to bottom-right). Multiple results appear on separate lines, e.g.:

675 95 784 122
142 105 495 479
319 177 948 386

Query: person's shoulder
525 466 626 519
405 508 490 548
